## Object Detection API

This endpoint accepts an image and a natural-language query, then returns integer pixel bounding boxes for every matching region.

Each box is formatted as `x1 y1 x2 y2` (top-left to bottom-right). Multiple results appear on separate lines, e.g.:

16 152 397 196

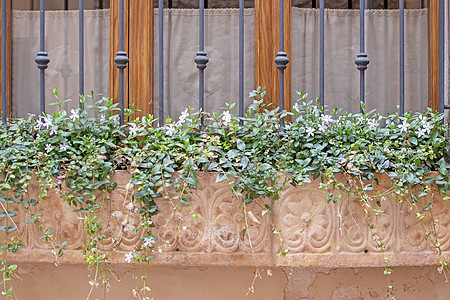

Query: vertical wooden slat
110 0 153 120
128 0 153 118
109 0 129 114
0 0 11 118
255 0 291 110
255 0 275 106
284 0 291 112
428 0 439 111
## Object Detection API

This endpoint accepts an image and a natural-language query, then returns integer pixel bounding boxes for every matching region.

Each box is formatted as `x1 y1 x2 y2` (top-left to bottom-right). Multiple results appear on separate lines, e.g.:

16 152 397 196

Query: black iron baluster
158 0 164 127
1 0 6 126
399 0 404 115
168 0 172 9
64 0 68 10
114 0 129 125
35 0 50 115
355 0 369 113
204 0 208 9
438 0 445 113
384 0 388 9
319 0 324 107
194 0 208 132
312 0 316 9
79 0 84 108
275 0 289 132
348 0 352 9
99 0 103 9
238 0 244 126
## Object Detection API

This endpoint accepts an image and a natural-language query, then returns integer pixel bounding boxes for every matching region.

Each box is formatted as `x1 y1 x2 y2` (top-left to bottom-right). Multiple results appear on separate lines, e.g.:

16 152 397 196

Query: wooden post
128 0 153 119
255 0 291 110
110 0 153 119
428 0 439 111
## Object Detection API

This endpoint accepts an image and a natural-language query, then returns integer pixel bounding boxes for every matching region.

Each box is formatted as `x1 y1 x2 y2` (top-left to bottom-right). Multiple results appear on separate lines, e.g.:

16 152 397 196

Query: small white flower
422 122 433 135
143 237 156 248
165 123 175 136
99 115 106 122
129 124 138 136
222 111 232 125
124 251 134 263
113 118 120 126
398 120 410 133
368 119 378 131
306 127 315 137
177 109 189 125
356 116 365 124
416 128 426 137
418 114 428 125
386 119 394 128
36 133 40 140
50 125 58 135
318 123 327 133
45 144 52 153
43 116 53 129
321 114 333 124
311 106 320 117
70 109 80 121
59 143 69 151
35 118 44 130
292 103 300 112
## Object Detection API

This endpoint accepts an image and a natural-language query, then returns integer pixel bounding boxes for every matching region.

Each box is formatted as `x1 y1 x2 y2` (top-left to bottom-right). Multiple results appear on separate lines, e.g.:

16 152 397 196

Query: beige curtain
291 8 428 115
11 8 430 119
12 10 110 118
153 9 256 119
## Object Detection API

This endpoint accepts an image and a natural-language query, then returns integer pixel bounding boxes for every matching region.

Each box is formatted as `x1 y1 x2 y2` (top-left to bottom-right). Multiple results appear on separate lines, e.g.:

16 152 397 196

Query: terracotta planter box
2 171 449 268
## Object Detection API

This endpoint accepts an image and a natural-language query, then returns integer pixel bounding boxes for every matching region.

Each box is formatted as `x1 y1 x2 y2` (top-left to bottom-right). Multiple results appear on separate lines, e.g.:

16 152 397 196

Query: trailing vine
0 87 448 299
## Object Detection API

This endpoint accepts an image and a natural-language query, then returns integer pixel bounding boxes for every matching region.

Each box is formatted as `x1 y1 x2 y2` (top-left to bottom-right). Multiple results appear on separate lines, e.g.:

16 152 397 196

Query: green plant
0 88 448 299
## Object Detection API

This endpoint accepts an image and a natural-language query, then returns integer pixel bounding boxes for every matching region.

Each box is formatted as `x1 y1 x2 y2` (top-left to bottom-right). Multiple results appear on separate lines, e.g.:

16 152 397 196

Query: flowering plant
0 88 448 299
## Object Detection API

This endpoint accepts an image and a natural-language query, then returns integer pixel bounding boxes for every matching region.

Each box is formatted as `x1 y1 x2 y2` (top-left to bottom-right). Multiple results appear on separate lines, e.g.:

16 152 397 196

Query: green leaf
185 157 194 169
258 163 271 172
240 156 249 169
216 173 227 183
423 202 433 211
438 158 448 176
181 197 190 205
236 139 246 151
208 162 219 170
7 226 17 232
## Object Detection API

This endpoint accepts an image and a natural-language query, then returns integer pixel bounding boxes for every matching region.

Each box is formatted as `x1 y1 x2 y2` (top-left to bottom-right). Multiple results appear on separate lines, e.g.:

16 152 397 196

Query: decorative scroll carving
2 172 449 268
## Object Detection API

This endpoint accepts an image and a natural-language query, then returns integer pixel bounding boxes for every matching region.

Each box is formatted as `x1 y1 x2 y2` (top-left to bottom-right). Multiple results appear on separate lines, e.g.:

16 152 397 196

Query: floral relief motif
274 185 335 253
5 172 449 267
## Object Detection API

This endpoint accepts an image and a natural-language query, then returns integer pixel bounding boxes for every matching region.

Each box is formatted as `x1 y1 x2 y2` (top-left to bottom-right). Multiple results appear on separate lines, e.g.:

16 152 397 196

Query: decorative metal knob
275 51 289 71
35 51 50 70
114 50 129 70
355 53 370 71
194 51 209 70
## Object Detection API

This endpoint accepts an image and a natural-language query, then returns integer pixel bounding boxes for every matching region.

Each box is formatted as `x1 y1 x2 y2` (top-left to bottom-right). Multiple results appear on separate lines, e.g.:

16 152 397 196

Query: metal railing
0 0 448 128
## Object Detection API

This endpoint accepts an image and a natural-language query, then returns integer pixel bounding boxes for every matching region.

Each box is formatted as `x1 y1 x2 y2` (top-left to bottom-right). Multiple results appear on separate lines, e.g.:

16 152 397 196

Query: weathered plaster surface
5 265 450 300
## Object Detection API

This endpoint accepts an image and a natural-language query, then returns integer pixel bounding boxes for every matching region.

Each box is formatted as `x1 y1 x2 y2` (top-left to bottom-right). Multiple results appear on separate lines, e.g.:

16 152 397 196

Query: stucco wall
5 264 450 299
